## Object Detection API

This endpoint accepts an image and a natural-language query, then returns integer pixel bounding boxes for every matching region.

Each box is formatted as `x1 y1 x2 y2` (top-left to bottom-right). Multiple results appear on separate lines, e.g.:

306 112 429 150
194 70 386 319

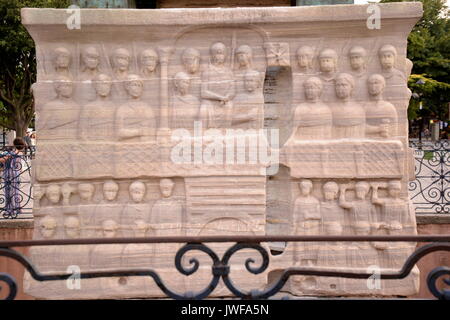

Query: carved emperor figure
331 73 366 139
199 42 236 128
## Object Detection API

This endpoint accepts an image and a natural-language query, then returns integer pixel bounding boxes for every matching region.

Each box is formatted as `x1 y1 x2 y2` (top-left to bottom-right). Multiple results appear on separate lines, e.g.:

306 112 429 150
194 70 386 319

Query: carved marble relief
23 3 422 299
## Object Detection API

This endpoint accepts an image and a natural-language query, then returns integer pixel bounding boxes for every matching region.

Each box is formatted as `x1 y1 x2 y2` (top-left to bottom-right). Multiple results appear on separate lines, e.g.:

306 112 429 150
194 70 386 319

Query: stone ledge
0 219 34 229
416 214 450 225
22 2 423 26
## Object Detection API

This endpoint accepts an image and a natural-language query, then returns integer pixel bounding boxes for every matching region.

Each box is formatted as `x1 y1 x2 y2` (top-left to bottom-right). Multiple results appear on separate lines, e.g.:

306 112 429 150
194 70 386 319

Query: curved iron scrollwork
0 239 449 300
427 266 450 300
0 151 33 219
409 140 450 214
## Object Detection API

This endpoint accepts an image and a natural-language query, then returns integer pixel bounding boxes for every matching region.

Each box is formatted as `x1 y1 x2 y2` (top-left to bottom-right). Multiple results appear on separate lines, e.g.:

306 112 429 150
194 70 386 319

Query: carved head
349 46 367 71
113 48 131 72
388 180 401 198
367 74 386 97
39 216 57 238
78 183 95 202
236 45 252 69
296 45 314 69
129 181 146 203
82 46 100 70
103 180 119 202
182 48 200 74
174 72 191 95
355 181 370 200
54 76 73 98
64 216 80 238
160 178 174 198
244 70 261 92
53 47 71 69
140 48 159 72
125 74 143 99
379 45 397 70
303 77 323 101
102 219 118 238
323 181 339 200
299 179 313 196
93 74 112 97
210 42 226 65
319 48 338 73
46 184 61 205
34 184 46 201
335 73 355 100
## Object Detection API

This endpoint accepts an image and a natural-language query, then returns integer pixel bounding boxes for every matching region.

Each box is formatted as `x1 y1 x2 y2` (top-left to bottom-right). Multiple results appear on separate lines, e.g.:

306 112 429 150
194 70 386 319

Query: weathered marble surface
22 3 422 298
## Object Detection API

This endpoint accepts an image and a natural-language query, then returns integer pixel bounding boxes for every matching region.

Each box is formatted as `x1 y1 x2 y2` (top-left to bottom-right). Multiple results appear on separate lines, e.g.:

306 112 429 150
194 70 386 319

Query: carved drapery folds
23 3 422 298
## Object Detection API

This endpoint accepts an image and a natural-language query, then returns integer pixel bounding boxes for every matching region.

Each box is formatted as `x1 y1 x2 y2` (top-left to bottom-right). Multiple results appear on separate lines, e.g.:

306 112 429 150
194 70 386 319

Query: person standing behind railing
0 138 27 218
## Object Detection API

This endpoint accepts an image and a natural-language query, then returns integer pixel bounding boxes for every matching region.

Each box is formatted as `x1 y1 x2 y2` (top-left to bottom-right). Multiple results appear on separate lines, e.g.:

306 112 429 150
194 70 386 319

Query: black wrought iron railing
0 151 33 220
0 235 449 300
409 140 450 214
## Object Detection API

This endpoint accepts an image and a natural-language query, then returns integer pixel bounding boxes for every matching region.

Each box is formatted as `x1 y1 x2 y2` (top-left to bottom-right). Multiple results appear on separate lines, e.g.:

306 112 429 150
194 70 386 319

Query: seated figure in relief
116 74 156 142
288 76 332 142
231 70 264 129
364 74 398 139
331 73 366 139
79 74 116 141
199 42 235 128
171 71 200 130
38 76 80 141
80 46 101 81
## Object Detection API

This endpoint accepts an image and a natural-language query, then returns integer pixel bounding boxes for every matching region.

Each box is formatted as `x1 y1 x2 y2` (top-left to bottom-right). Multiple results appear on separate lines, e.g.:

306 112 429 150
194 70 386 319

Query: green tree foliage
0 0 70 138
381 0 450 121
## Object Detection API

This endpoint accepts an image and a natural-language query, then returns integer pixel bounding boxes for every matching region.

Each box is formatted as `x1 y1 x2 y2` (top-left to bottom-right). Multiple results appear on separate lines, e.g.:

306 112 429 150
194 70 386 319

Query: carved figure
79 74 116 140
116 74 156 142
80 46 101 81
289 77 332 141
112 48 131 80
231 70 264 129
331 73 365 139
121 181 150 237
318 48 338 102
364 74 398 138
53 47 72 78
199 42 235 128
140 48 159 78
171 71 199 130
296 45 314 73
39 77 79 141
